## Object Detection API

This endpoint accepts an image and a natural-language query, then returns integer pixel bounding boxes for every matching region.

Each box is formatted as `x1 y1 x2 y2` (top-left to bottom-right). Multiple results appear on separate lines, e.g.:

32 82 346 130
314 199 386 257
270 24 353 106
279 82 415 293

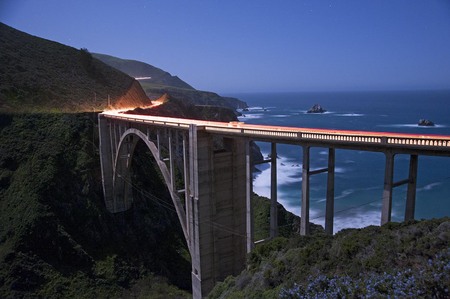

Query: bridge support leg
301 146 310 235
246 141 254 253
381 152 395 225
325 148 335 235
98 114 114 211
405 155 418 221
189 125 247 298
270 143 278 238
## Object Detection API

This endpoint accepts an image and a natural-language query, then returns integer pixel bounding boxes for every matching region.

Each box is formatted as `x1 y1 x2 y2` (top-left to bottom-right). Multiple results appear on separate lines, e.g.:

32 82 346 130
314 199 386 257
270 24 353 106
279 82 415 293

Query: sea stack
418 119 435 126
307 104 326 113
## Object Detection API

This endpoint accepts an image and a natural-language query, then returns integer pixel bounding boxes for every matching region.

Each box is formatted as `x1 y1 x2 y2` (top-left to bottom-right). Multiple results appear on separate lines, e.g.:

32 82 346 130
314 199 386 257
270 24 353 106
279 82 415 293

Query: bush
279 249 450 298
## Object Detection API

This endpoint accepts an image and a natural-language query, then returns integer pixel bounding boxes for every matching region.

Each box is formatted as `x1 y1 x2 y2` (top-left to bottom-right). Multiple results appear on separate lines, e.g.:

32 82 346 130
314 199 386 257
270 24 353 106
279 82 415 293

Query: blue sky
1 0 450 93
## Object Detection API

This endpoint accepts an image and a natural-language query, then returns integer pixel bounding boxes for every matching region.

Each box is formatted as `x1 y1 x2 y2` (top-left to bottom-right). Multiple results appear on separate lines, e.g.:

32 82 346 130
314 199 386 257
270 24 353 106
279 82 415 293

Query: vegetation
0 23 149 113
93 53 247 110
208 219 450 298
93 53 195 90
1 21 448 298
0 113 192 298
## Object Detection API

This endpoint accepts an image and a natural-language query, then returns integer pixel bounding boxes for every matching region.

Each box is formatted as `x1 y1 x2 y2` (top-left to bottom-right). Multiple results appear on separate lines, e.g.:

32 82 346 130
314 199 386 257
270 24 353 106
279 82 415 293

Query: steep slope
0 113 192 298
209 218 450 298
0 23 150 113
93 53 247 109
93 53 194 90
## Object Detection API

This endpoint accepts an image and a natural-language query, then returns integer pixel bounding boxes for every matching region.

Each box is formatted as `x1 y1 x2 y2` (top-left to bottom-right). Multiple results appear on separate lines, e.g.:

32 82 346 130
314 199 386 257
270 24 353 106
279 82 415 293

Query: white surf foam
336 113 365 117
418 182 442 192
378 124 447 129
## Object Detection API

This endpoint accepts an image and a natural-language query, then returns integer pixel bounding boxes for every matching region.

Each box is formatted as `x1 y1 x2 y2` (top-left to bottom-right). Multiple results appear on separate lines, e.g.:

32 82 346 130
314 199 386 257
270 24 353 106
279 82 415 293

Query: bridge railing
102 112 450 151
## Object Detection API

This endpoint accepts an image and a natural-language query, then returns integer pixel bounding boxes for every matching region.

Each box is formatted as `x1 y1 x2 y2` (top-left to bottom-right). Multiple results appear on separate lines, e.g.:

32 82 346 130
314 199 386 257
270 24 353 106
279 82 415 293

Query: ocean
228 90 450 233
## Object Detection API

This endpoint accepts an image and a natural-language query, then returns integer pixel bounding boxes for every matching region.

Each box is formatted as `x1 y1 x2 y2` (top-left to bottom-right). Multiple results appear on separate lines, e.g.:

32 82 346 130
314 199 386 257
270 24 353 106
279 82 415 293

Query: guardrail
102 112 450 151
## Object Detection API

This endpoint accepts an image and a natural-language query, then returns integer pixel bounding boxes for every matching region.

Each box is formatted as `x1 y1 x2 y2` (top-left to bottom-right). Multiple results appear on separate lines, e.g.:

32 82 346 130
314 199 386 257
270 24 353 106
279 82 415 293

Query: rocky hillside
93 53 247 110
0 23 150 113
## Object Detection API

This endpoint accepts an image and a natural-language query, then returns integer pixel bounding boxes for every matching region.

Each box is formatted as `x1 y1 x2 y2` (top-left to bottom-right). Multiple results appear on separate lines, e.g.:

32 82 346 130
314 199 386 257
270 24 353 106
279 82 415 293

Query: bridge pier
381 153 419 225
301 146 336 235
189 125 247 298
246 141 254 253
99 114 114 211
325 148 336 235
270 143 278 238
405 154 418 221
301 146 311 235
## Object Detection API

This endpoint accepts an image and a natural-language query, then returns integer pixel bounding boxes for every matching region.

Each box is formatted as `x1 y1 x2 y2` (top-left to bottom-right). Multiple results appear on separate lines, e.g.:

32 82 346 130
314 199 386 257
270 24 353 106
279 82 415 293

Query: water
228 90 450 233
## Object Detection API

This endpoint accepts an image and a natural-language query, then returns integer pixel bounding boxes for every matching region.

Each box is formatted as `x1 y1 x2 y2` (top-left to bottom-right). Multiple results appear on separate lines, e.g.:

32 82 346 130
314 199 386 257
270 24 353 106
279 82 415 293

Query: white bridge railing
102 112 450 152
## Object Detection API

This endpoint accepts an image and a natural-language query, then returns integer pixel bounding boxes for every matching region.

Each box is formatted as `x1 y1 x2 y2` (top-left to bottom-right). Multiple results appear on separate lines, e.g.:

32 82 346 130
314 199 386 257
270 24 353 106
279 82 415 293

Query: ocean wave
332 209 380 233
253 154 303 200
240 106 276 111
335 167 346 173
302 111 334 115
272 114 290 118
336 189 355 200
336 113 365 117
316 189 355 203
418 182 442 192
238 113 264 120
309 206 381 233
378 124 447 128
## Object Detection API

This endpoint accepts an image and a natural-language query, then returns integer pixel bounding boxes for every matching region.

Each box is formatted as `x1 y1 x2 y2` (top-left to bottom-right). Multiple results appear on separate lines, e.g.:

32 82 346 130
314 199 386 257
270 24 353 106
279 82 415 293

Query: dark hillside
0 23 150 113
93 53 194 90
139 82 248 109
93 53 247 110
0 113 191 298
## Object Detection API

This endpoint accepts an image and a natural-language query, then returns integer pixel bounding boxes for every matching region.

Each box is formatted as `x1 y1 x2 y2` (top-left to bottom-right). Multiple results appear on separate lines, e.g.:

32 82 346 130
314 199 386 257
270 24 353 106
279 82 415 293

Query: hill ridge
0 22 150 113
93 53 195 90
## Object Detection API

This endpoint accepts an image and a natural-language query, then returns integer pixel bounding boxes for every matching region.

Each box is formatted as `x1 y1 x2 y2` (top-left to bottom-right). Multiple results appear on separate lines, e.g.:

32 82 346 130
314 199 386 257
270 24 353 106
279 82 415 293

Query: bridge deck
102 111 450 156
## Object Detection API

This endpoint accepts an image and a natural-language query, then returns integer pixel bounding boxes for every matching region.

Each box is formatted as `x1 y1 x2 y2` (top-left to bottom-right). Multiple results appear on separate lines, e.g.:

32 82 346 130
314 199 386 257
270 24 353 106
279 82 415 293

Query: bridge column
98 114 114 211
301 146 310 235
325 148 335 235
405 155 418 221
188 125 247 298
270 143 278 238
246 140 254 253
381 151 395 225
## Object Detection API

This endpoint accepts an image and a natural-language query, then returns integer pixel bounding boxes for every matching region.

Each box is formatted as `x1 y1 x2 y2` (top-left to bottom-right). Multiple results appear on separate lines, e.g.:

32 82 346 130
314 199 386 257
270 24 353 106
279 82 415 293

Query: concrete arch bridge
98 111 450 298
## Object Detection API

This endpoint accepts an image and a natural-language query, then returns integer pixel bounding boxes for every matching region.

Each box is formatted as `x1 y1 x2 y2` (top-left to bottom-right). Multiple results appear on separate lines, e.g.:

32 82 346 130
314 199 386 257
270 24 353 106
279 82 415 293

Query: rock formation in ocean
307 104 326 113
418 119 435 126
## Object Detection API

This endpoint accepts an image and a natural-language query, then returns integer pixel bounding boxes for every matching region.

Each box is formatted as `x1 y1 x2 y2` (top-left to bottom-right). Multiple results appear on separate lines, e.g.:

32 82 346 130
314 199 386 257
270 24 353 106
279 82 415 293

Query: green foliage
249 237 289 270
0 113 190 298
0 23 144 113
209 217 450 298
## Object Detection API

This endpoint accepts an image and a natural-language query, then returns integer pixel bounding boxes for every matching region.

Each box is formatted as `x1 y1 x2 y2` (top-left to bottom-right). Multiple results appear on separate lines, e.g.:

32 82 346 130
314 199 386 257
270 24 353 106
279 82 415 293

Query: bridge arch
113 128 189 242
